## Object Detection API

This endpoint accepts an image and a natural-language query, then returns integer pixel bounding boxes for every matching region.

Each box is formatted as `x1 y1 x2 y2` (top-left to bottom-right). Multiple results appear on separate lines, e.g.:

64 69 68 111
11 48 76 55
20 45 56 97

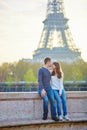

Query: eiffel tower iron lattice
33 0 81 63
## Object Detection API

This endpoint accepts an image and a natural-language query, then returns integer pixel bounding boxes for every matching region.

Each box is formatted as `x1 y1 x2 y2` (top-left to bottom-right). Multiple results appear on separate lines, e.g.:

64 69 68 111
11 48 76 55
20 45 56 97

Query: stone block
0 91 87 122
0 100 34 120
34 99 43 119
67 98 87 113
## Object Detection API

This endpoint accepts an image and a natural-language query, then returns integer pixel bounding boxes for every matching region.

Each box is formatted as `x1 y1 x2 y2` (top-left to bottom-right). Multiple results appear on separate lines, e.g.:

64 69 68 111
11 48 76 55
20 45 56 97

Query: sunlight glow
53 30 59 48
0 0 87 63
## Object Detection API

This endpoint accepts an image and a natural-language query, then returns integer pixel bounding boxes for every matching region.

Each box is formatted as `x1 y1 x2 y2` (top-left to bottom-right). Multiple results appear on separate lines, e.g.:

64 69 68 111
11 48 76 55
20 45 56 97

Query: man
38 57 58 121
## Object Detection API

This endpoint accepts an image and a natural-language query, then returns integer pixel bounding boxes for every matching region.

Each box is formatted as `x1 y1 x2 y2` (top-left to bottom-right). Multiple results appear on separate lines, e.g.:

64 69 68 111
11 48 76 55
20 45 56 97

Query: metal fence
0 81 87 92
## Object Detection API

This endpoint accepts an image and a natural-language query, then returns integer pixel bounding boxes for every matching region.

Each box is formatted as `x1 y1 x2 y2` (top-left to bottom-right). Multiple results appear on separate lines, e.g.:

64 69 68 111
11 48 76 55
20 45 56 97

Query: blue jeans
38 87 57 118
53 89 67 116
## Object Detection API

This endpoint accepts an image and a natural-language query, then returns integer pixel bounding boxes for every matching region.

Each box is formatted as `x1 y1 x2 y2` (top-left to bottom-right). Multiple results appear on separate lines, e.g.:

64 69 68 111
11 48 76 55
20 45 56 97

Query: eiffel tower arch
33 0 81 63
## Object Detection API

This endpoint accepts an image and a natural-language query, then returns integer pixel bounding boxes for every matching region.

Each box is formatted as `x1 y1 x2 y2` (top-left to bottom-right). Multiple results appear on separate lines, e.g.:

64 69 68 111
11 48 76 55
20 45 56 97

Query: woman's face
53 64 56 70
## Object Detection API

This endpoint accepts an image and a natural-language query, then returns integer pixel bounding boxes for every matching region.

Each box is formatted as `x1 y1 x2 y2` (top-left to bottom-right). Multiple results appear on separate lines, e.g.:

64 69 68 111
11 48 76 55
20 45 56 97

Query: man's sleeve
38 68 44 90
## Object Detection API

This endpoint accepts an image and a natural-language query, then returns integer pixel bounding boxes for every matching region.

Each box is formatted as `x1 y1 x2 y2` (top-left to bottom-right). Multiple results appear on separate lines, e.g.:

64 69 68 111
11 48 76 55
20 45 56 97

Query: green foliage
71 66 83 81
60 60 87 81
0 59 87 82
24 68 36 82
6 75 14 82
6 75 14 86
0 63 10 81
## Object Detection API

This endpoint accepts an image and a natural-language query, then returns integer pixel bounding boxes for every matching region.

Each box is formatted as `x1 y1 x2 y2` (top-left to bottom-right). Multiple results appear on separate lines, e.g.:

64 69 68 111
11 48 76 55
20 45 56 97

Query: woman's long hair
52 62 62 79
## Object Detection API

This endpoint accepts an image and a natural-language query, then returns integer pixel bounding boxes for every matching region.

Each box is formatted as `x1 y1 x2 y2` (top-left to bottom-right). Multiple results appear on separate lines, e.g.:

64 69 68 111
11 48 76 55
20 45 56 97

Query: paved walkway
0 114 87 128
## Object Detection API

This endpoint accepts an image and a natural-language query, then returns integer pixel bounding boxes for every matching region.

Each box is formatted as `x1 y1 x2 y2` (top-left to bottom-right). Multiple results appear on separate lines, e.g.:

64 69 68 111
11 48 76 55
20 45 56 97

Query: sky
0 0 87 64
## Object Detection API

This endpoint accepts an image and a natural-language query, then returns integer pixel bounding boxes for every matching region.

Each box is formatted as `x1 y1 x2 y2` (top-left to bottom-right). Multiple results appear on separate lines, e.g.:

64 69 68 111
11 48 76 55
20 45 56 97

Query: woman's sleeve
59 72 64 95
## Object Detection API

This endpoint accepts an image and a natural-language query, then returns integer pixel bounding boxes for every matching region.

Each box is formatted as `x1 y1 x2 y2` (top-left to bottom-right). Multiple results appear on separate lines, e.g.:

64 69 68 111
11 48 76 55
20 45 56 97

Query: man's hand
41 89 47 97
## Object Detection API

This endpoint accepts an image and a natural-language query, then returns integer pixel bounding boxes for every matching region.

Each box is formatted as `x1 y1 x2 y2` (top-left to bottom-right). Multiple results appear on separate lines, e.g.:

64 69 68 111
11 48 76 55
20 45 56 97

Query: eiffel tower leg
38 27 51 48
38 28 45 48
61 29 68 47
44 28 51 48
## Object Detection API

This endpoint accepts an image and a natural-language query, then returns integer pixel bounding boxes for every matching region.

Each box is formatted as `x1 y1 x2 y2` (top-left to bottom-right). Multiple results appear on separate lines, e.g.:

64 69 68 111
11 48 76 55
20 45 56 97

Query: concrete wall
0 91 87 121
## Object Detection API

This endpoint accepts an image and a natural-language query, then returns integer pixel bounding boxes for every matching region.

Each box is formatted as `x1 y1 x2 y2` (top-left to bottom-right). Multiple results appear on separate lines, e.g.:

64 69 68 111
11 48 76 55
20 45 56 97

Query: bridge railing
0 81 87 92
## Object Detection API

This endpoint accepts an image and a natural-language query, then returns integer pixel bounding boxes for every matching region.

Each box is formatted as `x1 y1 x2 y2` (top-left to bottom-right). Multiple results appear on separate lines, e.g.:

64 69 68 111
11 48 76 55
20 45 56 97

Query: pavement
0 113 87 128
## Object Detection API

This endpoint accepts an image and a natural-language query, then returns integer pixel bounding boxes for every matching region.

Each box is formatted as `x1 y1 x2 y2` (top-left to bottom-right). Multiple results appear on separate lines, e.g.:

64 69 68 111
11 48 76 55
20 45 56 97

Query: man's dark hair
44 57 51 64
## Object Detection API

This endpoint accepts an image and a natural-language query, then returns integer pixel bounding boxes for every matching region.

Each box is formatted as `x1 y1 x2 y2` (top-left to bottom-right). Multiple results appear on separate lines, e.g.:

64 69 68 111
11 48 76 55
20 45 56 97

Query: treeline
0 60 87 82
0 61 42 82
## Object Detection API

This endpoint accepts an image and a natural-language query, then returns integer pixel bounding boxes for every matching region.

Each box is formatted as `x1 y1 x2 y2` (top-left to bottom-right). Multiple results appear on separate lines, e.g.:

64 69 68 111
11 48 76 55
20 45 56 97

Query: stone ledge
0 121 87 130
0 114 87 128
0 113 87 127
0 91 87 128
0 91 87 100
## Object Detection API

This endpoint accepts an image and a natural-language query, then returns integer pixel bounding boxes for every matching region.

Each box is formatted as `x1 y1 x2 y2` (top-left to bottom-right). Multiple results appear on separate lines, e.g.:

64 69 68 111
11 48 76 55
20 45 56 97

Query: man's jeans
53 89 67 116
38 86 57 118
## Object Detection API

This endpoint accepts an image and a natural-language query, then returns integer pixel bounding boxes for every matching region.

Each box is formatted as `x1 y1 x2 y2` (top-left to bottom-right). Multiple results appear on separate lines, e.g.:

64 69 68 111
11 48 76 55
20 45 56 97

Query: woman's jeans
38 87 56 118
53 89 67 116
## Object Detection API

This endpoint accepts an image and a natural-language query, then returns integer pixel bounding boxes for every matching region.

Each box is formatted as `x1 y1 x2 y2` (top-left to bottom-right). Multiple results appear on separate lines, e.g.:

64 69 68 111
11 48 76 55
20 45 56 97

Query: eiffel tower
33 0 81 63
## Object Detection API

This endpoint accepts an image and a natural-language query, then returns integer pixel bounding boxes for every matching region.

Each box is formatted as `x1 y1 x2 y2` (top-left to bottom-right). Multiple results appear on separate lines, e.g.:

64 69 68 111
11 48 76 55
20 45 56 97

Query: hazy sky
0 0 87 63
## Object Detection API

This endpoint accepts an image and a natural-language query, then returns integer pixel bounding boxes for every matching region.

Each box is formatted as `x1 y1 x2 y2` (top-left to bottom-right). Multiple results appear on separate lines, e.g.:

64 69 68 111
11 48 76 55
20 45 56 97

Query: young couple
38 57 69 121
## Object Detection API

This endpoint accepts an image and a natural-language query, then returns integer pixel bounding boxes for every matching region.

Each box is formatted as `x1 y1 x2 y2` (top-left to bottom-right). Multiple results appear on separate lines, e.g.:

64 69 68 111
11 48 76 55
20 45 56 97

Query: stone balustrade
0 91 87 129
0 91 87 122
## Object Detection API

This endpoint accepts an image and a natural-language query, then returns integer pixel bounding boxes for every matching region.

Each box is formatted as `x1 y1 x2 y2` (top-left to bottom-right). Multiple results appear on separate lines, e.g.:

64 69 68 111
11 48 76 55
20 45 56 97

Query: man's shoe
52 117 59 121
42 116 47 120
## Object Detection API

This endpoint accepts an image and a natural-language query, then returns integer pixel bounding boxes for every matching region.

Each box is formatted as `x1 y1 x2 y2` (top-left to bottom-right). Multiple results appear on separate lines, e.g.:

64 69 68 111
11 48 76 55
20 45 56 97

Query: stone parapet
0 91 87 125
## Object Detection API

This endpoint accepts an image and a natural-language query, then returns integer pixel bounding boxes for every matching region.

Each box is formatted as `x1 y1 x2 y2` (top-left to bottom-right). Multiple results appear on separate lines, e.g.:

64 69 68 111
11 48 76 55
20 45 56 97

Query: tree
6 74 14 82
71 66 83 81
14 60 30 81
24 68 37 82
0 59 87 82
0 63 10 81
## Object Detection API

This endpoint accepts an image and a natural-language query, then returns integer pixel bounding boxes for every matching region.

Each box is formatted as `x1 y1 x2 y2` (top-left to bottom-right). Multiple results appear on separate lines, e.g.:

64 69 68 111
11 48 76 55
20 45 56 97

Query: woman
51 62 69 121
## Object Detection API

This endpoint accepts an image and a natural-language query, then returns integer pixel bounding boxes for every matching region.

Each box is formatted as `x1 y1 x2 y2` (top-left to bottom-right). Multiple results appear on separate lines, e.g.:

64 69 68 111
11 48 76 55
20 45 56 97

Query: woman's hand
59 94 62 96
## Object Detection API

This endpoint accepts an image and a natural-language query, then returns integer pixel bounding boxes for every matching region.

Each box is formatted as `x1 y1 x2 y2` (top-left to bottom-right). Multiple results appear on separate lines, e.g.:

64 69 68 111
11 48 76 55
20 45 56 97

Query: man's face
47 60 53 67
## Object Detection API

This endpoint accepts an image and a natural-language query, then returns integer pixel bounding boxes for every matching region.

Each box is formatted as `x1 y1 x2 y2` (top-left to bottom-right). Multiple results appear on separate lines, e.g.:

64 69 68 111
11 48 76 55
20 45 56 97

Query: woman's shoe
63 115 70 121
59 115 63 121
